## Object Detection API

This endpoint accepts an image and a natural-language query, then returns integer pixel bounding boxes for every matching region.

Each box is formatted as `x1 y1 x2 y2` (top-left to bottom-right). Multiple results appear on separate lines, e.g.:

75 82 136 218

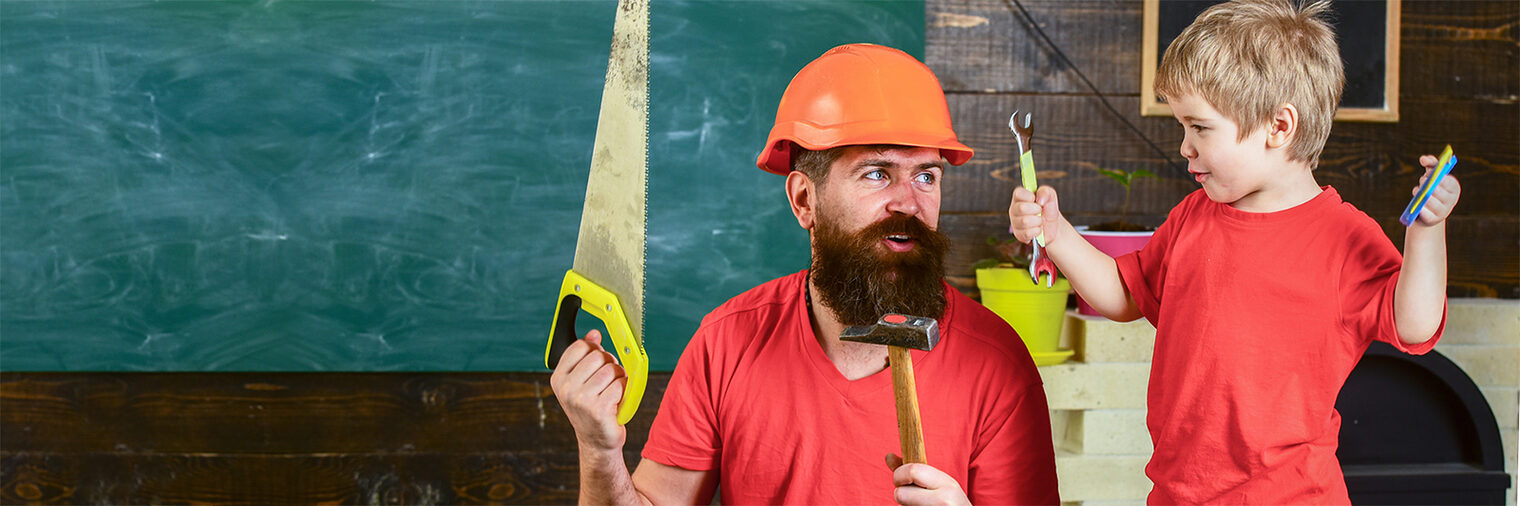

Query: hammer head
839 314 940 351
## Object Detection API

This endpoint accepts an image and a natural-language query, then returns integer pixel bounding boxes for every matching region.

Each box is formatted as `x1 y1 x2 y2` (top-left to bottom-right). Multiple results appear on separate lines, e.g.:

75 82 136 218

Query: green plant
972 235 1033 270
1092 167 1158 232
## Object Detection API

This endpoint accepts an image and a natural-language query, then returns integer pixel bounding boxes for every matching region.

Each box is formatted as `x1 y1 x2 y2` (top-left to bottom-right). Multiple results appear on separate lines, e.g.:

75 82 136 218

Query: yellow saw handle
546 269 648 425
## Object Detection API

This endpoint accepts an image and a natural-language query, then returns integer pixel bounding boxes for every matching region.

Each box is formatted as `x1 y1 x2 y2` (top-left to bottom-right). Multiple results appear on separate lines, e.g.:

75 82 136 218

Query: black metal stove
1337 341 1511 504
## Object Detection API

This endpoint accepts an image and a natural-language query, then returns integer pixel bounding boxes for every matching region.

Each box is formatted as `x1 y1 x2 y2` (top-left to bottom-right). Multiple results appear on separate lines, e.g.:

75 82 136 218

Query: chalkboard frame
1139 0 1400 123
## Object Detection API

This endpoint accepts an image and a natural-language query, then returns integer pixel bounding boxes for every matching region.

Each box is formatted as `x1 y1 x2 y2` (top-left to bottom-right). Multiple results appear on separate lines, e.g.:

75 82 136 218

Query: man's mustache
857 212 936 242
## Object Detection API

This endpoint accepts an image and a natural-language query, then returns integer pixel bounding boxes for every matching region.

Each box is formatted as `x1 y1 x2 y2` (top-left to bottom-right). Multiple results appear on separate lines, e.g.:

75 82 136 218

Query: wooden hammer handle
888 345 927 464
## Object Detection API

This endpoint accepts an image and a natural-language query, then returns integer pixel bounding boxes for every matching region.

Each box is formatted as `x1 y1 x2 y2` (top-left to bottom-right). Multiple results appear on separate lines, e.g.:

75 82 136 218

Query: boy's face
1170 92 1289 212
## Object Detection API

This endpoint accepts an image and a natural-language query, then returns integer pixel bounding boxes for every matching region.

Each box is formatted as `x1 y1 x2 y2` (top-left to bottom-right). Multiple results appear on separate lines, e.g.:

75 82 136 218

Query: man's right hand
550 329 628 451
1008 186 1068 246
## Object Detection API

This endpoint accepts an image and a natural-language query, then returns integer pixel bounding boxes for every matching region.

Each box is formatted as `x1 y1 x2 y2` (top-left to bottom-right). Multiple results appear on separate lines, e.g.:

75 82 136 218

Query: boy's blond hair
1155 0 1344 168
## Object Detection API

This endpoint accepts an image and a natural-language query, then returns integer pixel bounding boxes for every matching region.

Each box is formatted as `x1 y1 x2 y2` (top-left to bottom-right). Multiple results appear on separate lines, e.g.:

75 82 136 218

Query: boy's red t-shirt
1117 188 1445 504
641 270 1059 505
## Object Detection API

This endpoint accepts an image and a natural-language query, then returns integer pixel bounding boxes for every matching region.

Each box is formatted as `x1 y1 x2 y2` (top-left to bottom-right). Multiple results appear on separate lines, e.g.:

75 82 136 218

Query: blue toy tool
1399 145 1456 227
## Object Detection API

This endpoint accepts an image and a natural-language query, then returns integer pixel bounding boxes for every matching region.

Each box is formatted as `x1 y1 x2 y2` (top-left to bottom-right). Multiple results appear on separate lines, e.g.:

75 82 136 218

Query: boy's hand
885 454 971 506
549 329 629 452
1412 154 1462 226
1008 186 1067 245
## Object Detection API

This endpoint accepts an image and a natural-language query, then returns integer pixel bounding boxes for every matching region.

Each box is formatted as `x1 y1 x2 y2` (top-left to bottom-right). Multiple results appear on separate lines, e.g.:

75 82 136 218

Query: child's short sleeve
1115 194 1194 325
1337 219 1444 354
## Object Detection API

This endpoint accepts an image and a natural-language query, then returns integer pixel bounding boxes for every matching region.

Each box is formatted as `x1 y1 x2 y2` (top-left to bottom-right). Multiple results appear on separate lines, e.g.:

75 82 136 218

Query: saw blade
573 0 648 342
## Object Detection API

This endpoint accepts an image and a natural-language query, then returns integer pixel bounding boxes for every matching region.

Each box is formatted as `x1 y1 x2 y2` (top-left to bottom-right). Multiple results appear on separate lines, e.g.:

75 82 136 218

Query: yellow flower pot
975 267 1073 366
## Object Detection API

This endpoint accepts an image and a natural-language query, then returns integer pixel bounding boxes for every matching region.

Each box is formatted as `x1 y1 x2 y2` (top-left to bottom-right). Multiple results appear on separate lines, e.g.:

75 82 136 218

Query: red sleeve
640 323 722 470
966 382 1060 505
1116 196 1190 325
1338 226 1445 355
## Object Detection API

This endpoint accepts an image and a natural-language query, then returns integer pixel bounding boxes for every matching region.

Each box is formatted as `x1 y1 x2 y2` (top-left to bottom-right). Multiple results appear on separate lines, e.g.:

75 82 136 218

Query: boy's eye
1190 124 1208 132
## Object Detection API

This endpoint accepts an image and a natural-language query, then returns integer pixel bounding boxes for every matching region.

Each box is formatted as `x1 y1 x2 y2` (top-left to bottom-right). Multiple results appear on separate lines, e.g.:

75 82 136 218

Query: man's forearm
1393 223 1447 344
578 446 648 506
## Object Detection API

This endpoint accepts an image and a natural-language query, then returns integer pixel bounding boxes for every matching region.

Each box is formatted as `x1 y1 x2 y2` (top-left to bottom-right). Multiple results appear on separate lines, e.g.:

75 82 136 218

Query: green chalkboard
0 1 924 371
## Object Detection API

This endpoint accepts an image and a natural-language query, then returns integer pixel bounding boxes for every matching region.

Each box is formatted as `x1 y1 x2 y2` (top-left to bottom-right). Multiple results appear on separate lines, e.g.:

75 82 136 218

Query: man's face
809 146 950 326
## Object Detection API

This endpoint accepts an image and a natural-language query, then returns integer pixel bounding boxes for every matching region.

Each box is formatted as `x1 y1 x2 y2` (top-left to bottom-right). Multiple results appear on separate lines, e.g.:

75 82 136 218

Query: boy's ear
786 171 816 230
1265 103 1298 149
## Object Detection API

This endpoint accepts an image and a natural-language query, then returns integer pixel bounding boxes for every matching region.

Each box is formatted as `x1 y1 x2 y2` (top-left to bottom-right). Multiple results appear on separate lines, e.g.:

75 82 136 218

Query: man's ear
1265 103 1298 149
786 171 816 230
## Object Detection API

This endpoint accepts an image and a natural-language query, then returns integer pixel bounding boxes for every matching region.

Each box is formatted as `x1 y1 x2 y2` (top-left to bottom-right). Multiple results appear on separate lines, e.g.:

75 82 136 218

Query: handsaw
545 0 650 426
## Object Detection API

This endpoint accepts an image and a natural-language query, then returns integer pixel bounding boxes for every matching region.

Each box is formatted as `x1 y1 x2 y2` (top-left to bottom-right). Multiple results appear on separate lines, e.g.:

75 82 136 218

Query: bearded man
551 44 1059 505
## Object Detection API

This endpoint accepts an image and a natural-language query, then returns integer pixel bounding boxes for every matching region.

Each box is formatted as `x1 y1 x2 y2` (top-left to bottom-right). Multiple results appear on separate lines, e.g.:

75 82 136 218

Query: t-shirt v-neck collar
793 273 952 398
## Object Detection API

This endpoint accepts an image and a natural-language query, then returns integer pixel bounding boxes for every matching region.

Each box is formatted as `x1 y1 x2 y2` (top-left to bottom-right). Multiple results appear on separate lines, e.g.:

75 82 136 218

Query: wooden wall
0 372 671 504
2 1 1515 504
929 0 1519 299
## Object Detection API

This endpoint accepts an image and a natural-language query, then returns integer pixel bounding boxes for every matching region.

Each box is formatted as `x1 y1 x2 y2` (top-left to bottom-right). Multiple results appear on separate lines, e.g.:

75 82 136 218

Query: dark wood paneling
944 93 1191 217
1321 95 1519 219
1 372 670 505
1400 1 1520 100
928 0 1139 94
1378 216 1520 299
4 453 576 505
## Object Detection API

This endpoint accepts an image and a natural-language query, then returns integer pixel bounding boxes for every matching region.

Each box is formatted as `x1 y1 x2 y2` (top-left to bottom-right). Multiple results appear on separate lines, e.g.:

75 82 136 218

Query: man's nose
883 179 922 216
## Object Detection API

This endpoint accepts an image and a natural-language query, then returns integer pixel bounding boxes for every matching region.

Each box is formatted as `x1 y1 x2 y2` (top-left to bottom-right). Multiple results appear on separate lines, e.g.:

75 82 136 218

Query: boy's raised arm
1393 154 1462 345
1009 186 1143 322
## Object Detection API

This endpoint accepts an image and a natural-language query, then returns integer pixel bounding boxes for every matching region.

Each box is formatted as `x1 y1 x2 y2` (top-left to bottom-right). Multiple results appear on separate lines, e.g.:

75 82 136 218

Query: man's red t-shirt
642 270 1060 504
1116 188 1445 504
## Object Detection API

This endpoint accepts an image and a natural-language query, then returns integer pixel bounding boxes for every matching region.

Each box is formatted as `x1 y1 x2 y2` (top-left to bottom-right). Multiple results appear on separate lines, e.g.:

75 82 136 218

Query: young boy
1007 0 1461 503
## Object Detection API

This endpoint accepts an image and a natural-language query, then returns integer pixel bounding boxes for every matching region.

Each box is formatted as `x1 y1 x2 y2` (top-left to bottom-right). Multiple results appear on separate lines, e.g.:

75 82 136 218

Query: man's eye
864 170 886 181
914 172 937 184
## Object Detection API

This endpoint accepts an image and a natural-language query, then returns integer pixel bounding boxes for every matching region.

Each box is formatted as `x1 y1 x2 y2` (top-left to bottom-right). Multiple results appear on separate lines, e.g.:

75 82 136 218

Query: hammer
840 313 940 464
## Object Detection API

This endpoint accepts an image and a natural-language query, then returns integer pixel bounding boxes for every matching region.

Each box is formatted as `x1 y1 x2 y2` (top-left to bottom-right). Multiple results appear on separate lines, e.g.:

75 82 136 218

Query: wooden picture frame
1141 0 1400 122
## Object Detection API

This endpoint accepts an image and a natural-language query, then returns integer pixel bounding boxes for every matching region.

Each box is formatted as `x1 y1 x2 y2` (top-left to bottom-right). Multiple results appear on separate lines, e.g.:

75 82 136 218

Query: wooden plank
946 92 1217 216
1 372 667 455
928 0 1140 94
2 372 673 503
2 453 579 505
1324 96 1520 219
1400 0 1520 100
1377 216 1520 299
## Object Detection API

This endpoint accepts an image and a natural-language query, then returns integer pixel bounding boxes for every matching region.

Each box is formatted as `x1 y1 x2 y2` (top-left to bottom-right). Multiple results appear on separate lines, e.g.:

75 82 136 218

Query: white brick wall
1433 299 1520 506
1039 299 1520 505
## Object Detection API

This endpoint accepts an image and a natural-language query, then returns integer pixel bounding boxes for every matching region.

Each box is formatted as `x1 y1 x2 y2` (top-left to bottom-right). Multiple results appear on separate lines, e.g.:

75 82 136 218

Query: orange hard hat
755 43 973 175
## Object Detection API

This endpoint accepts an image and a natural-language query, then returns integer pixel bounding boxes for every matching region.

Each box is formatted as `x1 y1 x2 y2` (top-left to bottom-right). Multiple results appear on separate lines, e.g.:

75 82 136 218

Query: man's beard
810 210 950 326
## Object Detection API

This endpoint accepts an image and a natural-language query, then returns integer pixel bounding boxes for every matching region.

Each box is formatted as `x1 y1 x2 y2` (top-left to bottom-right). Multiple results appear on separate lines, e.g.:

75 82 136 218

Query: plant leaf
1097 167 1131 187
1132 169 1157 180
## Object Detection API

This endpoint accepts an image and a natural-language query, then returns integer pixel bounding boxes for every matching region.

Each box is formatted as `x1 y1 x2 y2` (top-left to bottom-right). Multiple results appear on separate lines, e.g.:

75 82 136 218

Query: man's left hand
885 453 971 506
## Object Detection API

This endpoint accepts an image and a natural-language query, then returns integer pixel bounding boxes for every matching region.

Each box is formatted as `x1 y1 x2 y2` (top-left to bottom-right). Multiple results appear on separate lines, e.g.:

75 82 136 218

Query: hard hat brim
755 134 974 176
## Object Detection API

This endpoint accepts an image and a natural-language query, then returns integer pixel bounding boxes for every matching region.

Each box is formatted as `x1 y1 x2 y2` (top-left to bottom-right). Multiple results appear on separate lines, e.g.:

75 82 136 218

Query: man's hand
1412 154 1461 226
1008 186 1068 246
885 454 970 506
550 329 628 452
